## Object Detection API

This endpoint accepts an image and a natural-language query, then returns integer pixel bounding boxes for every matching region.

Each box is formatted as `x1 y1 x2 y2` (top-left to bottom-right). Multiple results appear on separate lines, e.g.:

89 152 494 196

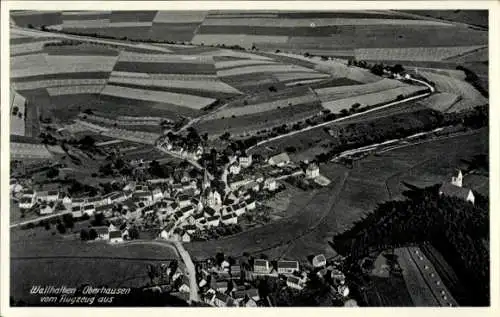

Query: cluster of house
193 253 351 307
157 135 204 161
88 223 126 244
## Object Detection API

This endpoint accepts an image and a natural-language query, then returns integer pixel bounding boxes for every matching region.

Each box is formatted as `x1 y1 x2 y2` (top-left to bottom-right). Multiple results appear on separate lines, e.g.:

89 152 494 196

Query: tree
12 106 19 115
56 223 66 234
129 227 140 240
46 167 59 179
268 86 277 93
391 64 405 74
63 214 74 230
88 228 98 240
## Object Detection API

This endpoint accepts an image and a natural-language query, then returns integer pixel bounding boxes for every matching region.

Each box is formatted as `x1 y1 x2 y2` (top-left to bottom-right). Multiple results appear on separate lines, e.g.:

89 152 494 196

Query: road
11 25 174 53
247 88 432 152
155 145 213 180
123 240 200 304
10 211 71 229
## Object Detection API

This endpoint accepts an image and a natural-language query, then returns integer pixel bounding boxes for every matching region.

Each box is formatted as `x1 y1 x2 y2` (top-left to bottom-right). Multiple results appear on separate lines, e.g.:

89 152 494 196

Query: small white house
109 230 123 243
245 198 256 211
286 276 305 290
305 163 320 179
19 197 35 209
221 212 238 225
206 216 220 227
268 152 290 167
39 204 54 215
239 155 253 168
277 260 299 274
254 259 271 274
264 178 277 191
82 204 96 216
229 162 241 175
37 190 60 203
152 188 164 201
182 232 191 242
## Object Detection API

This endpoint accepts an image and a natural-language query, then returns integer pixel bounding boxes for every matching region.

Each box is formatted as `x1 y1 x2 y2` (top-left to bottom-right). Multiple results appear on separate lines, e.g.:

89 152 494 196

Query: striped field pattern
100 84 217 109
354 46 487 62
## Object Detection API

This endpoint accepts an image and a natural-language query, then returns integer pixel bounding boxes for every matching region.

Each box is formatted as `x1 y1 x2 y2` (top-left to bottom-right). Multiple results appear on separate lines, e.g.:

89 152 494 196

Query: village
10 128 331 245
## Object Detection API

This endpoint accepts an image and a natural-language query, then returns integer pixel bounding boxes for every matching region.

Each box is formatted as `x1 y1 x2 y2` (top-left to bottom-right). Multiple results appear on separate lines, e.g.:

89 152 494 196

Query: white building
268 152 290 167
221 213 238 225
109 230 123 243
239 155 253 168
229 162 241 175
19 197 35 209
305 163 320 179
277 260 299 274
37 190 60 203
263 178 277 191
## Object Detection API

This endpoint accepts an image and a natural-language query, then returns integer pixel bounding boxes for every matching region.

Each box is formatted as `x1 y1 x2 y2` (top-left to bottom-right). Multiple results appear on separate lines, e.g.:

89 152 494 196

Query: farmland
417 71 488 112
11 238 178 304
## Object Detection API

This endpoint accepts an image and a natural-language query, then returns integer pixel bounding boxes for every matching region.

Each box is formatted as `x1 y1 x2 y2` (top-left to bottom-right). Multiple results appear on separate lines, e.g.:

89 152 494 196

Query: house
243 181 260 192
160 222 176 240
286 276 305 290
230 265 241 279
214 280 228 293
183 224 197 235
109 230 123 243
181 231 191 242
221 212 238 225
207 215 220 227
268 152 290 167
71 205 83 218
214 292 235 307
94 226 109 240
193 213 205 223
305 163 320 179
263 178 277 191
180 205 196 217
19 197 35 209
177 194 191 208
37 190 60 202
109 192 128 203
232 203 246 217
239 154 252 168
132 191 153 203
123 181 136 191
72 197 86 207
39 204 53 215
179 275 190 293
312 254 327 268
95 204 113 215
62 195 72 205
229 162 241 175
206 189 222 207
254 259 271 274
277 260 299 274
245 198 256 211
82 204 96 216
204 206 217 218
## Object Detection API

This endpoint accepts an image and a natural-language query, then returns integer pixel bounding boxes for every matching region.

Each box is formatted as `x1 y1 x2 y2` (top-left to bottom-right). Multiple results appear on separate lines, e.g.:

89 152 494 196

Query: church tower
451 169 463 187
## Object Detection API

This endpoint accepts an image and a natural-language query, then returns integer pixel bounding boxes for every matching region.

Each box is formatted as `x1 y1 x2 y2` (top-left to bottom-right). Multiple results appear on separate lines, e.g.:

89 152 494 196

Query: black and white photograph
1 1 496 313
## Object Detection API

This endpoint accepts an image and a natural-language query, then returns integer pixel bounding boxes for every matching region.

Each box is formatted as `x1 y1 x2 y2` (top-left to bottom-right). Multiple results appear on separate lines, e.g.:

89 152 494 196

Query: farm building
268 152 290 167
71 206 83 218
221 212 238 225
277 260 299 274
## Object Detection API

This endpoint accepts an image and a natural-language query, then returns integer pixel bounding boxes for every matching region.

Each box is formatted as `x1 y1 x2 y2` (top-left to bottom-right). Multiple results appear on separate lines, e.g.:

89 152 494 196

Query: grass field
11 238 178 304
416 92 460 112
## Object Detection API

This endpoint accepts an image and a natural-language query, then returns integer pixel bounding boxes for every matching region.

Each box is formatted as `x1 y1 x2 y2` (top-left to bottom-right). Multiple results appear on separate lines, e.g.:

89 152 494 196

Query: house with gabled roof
254 259 271 274
19 197 35 209
268 152 290 167
221 212 238 225
207 215 220 227
109 230 123 243
93 226 109 240
213 292 235 307
37 190 60 202
82 204 96 216
286 275 305 290
277 260 299 274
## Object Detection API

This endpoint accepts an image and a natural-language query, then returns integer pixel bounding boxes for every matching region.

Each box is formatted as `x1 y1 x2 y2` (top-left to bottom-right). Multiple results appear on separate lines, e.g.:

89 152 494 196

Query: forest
332 185 489 306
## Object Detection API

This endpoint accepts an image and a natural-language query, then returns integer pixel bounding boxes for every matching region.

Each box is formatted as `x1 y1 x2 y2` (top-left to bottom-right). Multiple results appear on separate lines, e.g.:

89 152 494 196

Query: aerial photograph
8 9 489 307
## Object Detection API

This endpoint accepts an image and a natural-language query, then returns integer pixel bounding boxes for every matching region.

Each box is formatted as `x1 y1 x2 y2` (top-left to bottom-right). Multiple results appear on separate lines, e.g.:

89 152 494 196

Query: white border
1 1 498 317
